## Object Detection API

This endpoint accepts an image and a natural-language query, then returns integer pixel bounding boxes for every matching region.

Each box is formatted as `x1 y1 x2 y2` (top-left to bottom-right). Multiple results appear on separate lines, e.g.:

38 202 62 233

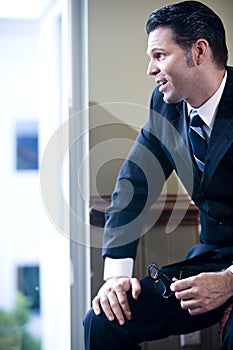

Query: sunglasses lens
154 279 167 296
149 264 159 279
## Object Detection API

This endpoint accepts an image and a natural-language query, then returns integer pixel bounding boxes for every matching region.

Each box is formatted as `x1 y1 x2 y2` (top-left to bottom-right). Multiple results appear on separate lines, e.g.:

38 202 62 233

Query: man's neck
188 68 226 108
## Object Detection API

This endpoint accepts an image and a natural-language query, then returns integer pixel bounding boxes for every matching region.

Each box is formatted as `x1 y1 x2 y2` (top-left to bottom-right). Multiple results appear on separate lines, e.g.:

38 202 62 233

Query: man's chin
163 95 173 104
163 94 182 104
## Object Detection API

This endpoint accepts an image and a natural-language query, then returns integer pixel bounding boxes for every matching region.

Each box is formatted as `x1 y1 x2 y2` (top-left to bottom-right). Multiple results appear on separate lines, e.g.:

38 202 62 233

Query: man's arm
93 89 175 324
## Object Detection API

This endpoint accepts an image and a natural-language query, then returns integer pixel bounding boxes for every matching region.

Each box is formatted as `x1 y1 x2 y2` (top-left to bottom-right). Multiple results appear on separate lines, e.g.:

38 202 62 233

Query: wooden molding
90 194 199 228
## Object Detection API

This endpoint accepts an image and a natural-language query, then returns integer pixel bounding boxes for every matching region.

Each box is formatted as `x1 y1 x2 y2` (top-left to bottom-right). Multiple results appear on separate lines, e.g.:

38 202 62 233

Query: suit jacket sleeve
102 88 176 261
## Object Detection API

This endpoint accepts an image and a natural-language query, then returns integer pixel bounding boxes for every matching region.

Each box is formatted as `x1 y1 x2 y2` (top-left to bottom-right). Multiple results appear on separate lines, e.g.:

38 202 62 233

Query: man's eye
157 53 166 60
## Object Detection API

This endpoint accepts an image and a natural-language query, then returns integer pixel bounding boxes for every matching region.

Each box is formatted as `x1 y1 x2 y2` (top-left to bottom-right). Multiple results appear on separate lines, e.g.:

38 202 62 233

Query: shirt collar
186 71 227 130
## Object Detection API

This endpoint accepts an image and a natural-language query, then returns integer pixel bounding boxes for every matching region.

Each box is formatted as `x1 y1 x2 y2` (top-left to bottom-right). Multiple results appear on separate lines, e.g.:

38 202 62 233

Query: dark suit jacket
103 66 233 261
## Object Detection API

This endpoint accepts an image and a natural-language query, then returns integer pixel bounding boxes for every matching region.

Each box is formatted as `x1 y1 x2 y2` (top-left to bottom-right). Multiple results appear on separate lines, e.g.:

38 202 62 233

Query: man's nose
147 59 159 76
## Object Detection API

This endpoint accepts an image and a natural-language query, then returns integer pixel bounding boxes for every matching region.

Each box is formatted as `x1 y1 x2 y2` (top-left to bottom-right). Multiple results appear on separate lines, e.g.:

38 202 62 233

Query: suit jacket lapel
202 68 233 191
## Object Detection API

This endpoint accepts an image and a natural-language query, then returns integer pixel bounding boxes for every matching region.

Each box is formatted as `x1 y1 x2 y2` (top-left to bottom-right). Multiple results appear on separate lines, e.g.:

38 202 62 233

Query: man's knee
83 308 97 350
83 308 120 350
83 308 94 329
83 308 109 332
83 308 113 344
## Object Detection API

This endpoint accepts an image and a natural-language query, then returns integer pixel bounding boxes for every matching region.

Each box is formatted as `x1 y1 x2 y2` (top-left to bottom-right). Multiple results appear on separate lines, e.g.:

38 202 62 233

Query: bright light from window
0 0 43 19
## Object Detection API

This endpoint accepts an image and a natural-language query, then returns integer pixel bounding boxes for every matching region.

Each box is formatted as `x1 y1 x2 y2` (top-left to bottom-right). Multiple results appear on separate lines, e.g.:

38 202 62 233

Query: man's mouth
156 78 167 85
158 80 168 92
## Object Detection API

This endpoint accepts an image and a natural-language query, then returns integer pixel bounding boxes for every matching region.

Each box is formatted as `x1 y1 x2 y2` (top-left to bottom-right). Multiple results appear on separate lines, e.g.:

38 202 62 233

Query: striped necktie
188 111 207 172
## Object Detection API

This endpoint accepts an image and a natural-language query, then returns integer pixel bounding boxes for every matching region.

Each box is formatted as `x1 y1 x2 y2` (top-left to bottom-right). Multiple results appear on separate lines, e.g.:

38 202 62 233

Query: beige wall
88 0 233 195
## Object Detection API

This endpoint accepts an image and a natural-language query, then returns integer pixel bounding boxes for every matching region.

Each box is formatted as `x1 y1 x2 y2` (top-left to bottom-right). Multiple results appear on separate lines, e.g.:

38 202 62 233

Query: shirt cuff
227 265 233 274
103 257 134 281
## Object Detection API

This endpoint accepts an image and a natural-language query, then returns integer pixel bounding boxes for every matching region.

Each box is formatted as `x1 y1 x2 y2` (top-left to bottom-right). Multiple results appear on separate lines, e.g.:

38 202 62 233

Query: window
16 121 38 170
17 265 40 312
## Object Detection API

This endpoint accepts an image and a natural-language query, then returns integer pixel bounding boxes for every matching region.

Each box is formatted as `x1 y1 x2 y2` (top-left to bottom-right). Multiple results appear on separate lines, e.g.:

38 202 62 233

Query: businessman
84 1 233 349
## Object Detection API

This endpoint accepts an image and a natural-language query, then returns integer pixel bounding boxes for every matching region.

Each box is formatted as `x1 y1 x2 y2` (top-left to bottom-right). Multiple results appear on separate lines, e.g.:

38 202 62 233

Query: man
84 1 233 349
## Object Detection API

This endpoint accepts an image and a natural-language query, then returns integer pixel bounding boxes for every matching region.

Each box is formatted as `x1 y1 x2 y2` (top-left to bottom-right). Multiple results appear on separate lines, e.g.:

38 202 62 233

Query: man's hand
92 277 141 325
171 270 233 315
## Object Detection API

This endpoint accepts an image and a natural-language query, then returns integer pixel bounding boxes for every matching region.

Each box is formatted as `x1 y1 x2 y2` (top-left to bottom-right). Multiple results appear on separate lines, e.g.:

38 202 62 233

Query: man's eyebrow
147 47 165 56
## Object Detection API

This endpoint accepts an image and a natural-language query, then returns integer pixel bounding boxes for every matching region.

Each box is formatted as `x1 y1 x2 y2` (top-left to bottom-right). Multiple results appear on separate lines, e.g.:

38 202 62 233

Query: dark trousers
84 251 233 350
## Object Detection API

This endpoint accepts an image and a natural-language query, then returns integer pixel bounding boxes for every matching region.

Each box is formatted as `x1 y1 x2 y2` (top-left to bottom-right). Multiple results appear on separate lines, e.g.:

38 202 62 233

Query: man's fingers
103 290 125 324
175 289 194 301
92 293 116 322
188 307 202 315
115 288 131 321
92 289 128 325
171 277 192 292
131 278 142 300
92 295 101 315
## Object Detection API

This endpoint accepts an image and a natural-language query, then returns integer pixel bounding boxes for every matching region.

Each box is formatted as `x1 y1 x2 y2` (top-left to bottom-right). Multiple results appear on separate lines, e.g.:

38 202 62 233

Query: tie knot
190 112 203 128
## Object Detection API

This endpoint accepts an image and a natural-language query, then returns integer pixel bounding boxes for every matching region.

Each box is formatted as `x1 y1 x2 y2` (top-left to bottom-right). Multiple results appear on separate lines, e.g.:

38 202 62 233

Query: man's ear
193 38 209 65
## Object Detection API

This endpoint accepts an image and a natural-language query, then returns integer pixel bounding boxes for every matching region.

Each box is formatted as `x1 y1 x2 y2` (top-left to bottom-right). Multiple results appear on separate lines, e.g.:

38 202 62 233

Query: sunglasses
148 263 174 298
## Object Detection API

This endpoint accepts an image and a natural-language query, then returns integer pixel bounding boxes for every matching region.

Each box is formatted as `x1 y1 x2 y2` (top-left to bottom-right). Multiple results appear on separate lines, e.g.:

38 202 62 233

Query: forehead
147 27 177 55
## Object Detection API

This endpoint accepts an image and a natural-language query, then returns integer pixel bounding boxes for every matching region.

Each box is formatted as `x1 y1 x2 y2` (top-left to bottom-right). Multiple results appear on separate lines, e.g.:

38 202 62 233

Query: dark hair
146 1 228 68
